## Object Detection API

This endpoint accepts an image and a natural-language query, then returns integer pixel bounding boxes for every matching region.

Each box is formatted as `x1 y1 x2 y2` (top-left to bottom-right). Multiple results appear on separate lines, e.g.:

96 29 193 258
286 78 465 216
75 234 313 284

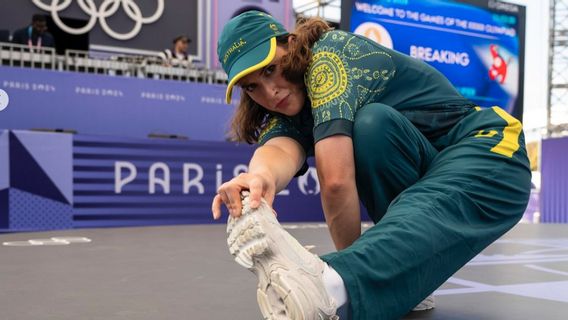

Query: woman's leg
351 103 438 223
322 105 531 320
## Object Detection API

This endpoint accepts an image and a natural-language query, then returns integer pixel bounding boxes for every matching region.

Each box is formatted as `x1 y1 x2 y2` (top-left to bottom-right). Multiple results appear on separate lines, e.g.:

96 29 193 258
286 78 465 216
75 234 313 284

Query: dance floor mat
1 223 567 319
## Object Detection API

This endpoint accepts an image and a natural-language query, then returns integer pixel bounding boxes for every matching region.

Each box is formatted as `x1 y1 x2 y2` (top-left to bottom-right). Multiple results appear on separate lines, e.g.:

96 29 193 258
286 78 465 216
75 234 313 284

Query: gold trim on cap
225 37 277 104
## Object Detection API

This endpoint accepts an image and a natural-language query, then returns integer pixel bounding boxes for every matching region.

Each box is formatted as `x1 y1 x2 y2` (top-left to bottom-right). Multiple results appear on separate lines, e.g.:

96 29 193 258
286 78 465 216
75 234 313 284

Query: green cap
217 11 289 103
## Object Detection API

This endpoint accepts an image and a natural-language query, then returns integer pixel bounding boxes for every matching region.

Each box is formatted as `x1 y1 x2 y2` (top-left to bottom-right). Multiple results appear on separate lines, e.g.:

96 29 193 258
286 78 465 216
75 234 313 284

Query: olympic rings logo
32 0 164 40
3 236 92 247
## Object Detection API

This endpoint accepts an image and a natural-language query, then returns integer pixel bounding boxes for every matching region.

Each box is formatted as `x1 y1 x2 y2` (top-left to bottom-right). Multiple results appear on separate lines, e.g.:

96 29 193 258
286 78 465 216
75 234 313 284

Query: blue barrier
1 130 326 232
1 130 73 232
0 66 234 141
541 137 568 223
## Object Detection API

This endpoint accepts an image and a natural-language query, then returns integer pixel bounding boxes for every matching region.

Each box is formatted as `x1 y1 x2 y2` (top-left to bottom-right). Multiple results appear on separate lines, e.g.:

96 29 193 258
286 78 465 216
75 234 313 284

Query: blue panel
541 137 568 223
73 134 325 227
0 130 8 190
9 132 68 204
0 189 8 229
9 188 73 231
0 66 233 141
13 130 73 204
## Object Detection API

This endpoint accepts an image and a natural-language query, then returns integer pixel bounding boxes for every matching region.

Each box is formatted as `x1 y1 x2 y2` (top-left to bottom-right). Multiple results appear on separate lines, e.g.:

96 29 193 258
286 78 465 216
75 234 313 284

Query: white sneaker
412 294 435 311
227 192 338 320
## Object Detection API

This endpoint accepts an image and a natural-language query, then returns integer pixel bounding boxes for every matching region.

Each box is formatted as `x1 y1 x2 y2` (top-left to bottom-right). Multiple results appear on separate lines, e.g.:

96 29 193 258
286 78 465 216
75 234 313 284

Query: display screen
344 0 525 119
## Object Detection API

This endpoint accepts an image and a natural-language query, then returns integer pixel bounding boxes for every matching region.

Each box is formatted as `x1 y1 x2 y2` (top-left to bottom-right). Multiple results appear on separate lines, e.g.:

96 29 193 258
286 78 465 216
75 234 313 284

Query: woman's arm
212 136 306 219
315 135 361 250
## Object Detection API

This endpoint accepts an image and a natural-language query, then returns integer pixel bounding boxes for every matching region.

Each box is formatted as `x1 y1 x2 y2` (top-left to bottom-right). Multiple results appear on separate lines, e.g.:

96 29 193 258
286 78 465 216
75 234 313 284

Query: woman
212 11 531 320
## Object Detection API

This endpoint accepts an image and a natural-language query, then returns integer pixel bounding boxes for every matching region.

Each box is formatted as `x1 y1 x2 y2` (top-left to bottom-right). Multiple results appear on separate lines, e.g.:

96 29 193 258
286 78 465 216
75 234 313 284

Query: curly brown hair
228 17 332 143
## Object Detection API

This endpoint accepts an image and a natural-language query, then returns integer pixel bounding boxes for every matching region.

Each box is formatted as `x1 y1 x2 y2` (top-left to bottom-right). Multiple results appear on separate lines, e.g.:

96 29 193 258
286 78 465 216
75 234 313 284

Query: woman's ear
287 34 297 44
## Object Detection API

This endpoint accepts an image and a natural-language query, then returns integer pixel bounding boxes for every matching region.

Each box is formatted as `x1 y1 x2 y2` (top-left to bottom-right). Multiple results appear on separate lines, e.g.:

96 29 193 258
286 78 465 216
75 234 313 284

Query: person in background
212 11 531 320
159 35 192 67
12 14 55 49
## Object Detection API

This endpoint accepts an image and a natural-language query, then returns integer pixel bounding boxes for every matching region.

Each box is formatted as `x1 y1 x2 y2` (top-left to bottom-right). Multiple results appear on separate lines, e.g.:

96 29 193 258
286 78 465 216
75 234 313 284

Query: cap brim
225 37 277 104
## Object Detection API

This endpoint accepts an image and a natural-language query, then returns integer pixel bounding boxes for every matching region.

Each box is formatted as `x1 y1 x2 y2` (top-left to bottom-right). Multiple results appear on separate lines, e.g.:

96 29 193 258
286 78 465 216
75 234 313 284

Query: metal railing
65 49 135 76
0 42 228 84
548 0 568 136
0 42 56 69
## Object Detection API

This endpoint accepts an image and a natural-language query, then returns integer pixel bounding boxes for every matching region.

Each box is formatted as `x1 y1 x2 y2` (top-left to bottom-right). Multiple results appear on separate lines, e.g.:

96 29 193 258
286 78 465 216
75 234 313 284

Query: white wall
495 0 550 140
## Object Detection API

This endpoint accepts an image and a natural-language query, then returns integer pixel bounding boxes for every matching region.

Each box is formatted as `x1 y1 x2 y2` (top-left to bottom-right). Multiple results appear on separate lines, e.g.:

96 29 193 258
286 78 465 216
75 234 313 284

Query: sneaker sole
227 207 308 320
412 294 435 311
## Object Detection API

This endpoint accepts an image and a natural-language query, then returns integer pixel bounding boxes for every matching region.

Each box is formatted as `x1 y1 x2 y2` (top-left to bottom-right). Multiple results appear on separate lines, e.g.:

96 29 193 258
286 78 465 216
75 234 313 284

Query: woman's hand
211 172 276 220
211 137 305 220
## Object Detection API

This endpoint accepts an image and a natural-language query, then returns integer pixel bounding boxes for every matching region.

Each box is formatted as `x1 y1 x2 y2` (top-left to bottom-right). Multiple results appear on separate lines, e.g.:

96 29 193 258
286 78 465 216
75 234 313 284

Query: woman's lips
275 95 289 110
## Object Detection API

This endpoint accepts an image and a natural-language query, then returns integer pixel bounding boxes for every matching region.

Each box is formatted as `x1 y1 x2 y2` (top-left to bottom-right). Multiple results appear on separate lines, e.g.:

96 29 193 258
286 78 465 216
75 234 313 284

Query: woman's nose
267 82 279 97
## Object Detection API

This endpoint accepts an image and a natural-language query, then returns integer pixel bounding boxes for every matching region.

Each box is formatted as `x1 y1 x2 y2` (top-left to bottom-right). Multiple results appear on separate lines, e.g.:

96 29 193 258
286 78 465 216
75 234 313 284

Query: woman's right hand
211 172 276 220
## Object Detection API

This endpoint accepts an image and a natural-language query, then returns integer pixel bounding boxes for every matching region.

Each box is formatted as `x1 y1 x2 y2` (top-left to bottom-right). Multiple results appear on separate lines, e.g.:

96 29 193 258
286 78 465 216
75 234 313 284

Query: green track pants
321 103 531 320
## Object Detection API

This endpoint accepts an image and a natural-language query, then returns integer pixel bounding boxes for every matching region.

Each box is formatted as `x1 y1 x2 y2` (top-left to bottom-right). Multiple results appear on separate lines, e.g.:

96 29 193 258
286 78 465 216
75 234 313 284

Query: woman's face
238 44 305 117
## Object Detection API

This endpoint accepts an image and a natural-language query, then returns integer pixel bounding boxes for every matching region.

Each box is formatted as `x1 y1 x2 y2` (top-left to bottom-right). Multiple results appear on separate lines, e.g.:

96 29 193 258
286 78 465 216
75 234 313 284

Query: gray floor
1 223 567 320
